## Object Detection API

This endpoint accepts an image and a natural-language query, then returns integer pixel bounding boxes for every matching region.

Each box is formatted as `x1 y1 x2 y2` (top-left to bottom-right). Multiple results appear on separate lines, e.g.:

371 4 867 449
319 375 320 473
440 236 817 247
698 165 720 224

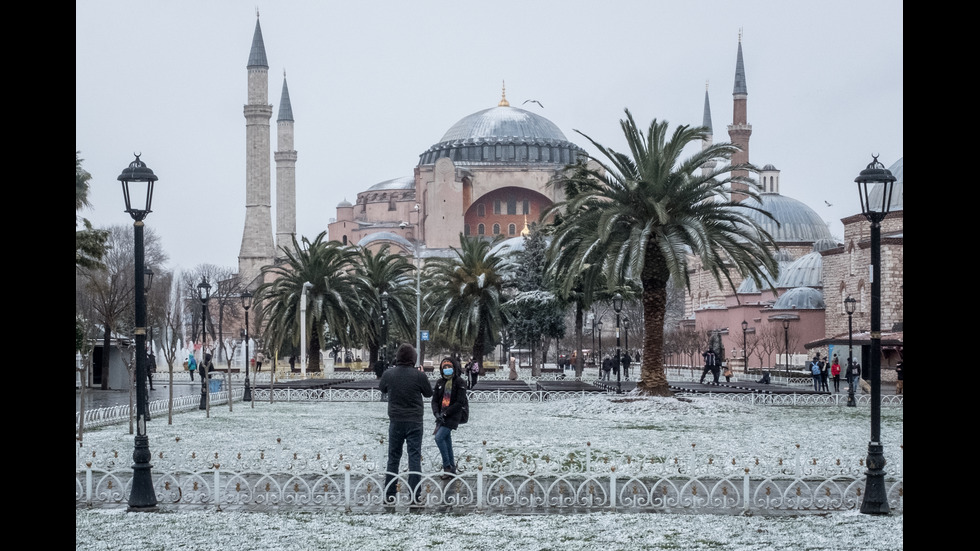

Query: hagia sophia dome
736 192 834 244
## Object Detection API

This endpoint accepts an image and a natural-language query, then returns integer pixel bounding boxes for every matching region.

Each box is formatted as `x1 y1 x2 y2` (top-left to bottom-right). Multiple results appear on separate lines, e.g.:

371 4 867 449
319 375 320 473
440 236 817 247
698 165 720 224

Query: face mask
442 368 453 376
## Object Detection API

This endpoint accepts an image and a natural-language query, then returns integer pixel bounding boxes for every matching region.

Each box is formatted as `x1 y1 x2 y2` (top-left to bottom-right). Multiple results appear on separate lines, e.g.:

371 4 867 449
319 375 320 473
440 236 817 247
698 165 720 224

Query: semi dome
419 106 583 166
366 176 415 192
736 249 796 294
776 251 823 289
773 286 825 310
737 193 834 244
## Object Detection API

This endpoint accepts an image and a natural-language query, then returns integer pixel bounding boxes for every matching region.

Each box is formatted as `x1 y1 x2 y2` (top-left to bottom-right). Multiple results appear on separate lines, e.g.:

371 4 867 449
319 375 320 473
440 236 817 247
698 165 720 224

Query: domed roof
773 286 825 310
776 251 822 288
367 176 414 192
736 250 796 294
866 157 903 213
337 198 352 208
737 193 834 243
419 106 583 166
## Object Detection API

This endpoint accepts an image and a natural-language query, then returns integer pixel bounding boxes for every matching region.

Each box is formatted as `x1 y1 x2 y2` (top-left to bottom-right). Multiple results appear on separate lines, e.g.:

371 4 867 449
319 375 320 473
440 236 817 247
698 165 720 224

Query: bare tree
757 324 780 369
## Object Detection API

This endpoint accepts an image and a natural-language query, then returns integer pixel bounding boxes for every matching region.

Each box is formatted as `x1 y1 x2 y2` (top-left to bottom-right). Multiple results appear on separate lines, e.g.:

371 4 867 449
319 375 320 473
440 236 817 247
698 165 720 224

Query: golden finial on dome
499 80 510 107
521 215 530 236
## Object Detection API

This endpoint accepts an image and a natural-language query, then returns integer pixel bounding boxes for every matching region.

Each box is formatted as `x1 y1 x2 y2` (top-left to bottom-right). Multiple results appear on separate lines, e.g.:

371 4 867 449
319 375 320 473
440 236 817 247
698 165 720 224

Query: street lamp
118 154 158 510
612 293 623 394
241 290 253 404
782 318 790 376
596 319 603 370
380 291 390 367
623 316 630 380
845 296 857 408
741 320 748 374
197 277 212 411
855 155 896 515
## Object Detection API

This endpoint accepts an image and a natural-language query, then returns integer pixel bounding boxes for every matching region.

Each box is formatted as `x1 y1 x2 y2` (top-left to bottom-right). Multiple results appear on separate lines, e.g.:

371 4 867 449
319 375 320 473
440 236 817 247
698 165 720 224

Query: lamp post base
847 388 856 407
128 434 158 510
860 442 890 514
243 379 252 402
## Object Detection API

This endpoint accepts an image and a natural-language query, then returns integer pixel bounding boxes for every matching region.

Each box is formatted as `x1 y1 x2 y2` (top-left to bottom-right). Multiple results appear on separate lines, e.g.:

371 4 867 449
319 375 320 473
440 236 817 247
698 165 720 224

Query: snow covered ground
76 394 903 550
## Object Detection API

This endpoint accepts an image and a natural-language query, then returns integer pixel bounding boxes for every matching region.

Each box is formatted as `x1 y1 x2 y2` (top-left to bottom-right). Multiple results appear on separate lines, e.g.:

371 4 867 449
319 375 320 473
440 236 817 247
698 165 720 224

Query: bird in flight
824 200 833 207
523 99 543 108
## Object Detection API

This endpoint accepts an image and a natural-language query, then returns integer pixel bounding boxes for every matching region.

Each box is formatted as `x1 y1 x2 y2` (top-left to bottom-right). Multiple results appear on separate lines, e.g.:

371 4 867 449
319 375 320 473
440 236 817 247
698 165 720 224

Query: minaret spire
701 81 717 177
727 30 752 202
498 80 510 107
275 70 298 258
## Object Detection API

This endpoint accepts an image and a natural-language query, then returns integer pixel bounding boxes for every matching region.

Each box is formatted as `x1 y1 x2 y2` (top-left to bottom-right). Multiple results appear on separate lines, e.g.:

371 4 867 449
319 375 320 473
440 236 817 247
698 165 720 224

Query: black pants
385 421 423 503
700 365 718 383
469 372 478 389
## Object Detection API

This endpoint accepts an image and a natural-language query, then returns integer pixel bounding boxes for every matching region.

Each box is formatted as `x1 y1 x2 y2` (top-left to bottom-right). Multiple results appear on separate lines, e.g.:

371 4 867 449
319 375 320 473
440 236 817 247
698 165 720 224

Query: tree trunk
574 303 584 377
637 248 673 396
308 323 322 372
101 322 111 390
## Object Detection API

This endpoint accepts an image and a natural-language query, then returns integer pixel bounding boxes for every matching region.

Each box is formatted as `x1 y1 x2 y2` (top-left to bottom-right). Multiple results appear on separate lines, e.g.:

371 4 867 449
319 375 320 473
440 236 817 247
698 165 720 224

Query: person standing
621 352 631 381
602 356 612 381
378 344 433 506
700 349 719 384
831 355 841 393
432 357 468 479
895 360 903 395
467 357 480 389
847 358 861 396
508 356 518 381
187 354 197 381
810 354 822 392
818 355 830 392
255 351 264 372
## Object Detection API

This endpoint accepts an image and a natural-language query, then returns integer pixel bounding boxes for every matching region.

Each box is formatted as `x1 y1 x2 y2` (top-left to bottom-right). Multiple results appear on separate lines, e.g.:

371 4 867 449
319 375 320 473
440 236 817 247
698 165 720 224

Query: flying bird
824 200 833 207
523 99 543 108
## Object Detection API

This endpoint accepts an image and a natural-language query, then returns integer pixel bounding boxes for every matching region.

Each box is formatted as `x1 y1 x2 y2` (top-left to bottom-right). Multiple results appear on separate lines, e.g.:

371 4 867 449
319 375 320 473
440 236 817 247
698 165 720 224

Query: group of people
600 352 632 381
808 353 846 393
378 344 470 507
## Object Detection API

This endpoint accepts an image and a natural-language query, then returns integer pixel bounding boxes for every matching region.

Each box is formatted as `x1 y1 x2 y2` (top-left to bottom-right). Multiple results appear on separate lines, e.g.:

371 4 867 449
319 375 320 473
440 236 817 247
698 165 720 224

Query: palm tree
256 232 360 372
545 110 778 396
352 244 416 366
424 234 510 367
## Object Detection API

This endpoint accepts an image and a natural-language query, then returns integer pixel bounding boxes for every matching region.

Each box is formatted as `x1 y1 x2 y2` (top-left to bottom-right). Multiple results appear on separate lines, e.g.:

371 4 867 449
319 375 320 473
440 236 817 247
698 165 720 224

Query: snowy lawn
76 394 903 550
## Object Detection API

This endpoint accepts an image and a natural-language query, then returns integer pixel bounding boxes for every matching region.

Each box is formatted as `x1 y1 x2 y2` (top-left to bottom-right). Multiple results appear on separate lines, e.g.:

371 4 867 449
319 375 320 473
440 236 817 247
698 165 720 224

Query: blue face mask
443 368 453 376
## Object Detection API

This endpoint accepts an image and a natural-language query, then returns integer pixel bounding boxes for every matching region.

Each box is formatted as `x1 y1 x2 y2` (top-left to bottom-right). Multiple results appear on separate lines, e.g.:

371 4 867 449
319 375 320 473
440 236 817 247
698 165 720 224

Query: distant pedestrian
818 355 830 392
256 351 264 372
621 352 631 381
432 357 468 479
723 365 733 383
846 358 861 396
602 356 612 381
187 354 197 381
831 355 841 392
700 349 719 384
378 344 433 506
895 361 903 395
467 357 480 389
147 351 156 390
508 357 518 380
809 354 822 392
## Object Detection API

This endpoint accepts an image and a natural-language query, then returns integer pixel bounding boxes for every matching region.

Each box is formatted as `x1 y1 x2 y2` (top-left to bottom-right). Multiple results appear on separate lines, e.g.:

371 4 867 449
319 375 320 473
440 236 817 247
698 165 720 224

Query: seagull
824 200 833 207
523 99 543 108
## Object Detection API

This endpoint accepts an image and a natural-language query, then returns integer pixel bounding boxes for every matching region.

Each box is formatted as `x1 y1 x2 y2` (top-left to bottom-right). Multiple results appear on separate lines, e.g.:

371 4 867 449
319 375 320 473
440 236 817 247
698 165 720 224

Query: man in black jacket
379 343 433 505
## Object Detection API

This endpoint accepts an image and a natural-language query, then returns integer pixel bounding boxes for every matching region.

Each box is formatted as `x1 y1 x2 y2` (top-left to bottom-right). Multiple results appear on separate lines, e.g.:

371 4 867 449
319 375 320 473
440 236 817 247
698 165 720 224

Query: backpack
470 362 480 374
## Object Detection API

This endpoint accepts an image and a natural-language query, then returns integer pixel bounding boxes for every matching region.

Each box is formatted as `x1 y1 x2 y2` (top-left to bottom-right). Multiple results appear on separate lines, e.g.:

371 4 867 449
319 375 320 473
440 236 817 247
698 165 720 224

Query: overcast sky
76 1 903 273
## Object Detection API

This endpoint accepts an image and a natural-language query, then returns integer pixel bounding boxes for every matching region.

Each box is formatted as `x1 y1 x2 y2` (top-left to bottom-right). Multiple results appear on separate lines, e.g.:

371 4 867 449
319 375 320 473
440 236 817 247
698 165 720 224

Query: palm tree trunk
638 249 672 396
574 303 584 377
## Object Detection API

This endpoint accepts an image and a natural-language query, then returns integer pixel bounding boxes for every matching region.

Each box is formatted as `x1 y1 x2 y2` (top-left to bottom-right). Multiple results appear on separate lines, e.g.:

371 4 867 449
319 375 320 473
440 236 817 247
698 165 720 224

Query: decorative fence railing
75 439 903 513
77 388 244 430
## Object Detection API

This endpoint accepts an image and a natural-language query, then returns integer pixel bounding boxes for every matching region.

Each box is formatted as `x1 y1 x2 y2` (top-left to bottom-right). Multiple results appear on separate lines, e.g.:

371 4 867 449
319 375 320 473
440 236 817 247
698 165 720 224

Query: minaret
727 30 752 202
275 71 297 258
700 81 717 178
239 13 275 286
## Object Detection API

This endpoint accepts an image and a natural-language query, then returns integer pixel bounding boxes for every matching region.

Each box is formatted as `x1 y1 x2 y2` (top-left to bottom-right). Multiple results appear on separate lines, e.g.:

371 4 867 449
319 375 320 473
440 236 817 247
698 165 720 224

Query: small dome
737 193 834 243
776 251 822 288
737 252 795 293
762 164 778 171
812 238 839 253
367 176 414 192
773 286 825 309
337 199 352 208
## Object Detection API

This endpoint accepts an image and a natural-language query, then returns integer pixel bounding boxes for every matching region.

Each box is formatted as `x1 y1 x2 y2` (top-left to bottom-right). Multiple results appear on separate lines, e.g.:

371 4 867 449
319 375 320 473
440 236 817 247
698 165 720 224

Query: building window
507 194 517 215
342 235 347 245
494 200 501 215
522 199 530 215
509 223 516 236
464 225 470 236
478 224 485 236
477 203 485 217
493 223 500 235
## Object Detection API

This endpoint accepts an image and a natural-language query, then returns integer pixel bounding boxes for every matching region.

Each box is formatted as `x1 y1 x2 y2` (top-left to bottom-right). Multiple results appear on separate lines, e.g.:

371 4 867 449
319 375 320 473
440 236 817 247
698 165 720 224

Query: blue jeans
385 421 423 502
434 425 455 469
812 374 821 391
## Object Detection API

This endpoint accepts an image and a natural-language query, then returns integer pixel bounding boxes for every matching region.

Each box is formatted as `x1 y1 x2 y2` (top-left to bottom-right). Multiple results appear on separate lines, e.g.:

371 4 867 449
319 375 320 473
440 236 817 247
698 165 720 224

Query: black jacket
431 375 468 430
378 363 433 423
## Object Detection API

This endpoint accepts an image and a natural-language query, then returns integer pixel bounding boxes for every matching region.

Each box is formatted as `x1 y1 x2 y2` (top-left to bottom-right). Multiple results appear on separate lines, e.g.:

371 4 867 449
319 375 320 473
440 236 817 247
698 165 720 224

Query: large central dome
418 105 583 166
736 193 834 244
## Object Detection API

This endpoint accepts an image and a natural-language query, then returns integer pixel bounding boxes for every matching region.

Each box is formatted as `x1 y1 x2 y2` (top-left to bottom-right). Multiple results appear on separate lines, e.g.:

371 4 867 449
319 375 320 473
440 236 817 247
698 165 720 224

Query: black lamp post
855 155 896 515
380 291 389 367
241 290 253 403
590 310 596 366
612 293 623 393
741 320 748 374
118 154 158 510
623 316 630 380
782 318 790 376
597 319 603 371
142 267 154 419
197 277 212 411
845 296 857 407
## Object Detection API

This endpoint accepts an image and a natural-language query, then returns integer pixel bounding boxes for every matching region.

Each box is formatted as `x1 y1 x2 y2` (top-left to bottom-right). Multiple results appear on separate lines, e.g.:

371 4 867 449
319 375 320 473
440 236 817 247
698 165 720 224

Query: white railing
75 439 903 513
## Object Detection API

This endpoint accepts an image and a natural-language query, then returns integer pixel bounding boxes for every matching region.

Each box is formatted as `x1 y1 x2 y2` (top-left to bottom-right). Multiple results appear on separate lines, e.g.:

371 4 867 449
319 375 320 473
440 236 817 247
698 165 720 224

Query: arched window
493 223 501 235
477 203 486 217
342 235 348 245
478 224 485 236
509 223 516 235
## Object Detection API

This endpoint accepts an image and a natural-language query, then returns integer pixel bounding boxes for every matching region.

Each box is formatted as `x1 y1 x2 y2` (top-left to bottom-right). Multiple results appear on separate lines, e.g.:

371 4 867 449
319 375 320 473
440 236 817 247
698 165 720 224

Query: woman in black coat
432 357 468 479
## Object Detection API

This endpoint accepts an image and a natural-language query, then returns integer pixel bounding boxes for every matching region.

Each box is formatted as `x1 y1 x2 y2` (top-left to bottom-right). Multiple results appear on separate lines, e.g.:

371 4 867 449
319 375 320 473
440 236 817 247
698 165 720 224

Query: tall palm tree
424 234 510 367
352 244 416 366
545 110 778 396
256 232 360 372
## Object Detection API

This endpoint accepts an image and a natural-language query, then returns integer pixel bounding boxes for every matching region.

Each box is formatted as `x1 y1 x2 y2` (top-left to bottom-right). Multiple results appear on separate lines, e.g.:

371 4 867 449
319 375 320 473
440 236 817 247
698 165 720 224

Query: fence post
610 468 617 509
86 464 93 505
742 467 750 513
344 465 351 512
213 466 221 507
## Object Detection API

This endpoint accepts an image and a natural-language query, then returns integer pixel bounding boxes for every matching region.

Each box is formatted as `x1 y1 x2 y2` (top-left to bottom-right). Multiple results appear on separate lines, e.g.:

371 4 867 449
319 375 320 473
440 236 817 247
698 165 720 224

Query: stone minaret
275 72 297 258
239 14 275 286
727 31 752 203
700 82 717 178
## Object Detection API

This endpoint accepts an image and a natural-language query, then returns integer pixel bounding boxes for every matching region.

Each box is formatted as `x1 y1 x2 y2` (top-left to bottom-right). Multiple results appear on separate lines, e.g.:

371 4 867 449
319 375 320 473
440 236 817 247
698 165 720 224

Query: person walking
831 355 841 392
700 349 719 384
508 356 518 380
255 351 264 372
187 354 197 381
621 352 631 381
467 357 480 389
895 360 903 395
809 354 822 392
432 357 468 479
602 356 612 381
378 343 433 506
